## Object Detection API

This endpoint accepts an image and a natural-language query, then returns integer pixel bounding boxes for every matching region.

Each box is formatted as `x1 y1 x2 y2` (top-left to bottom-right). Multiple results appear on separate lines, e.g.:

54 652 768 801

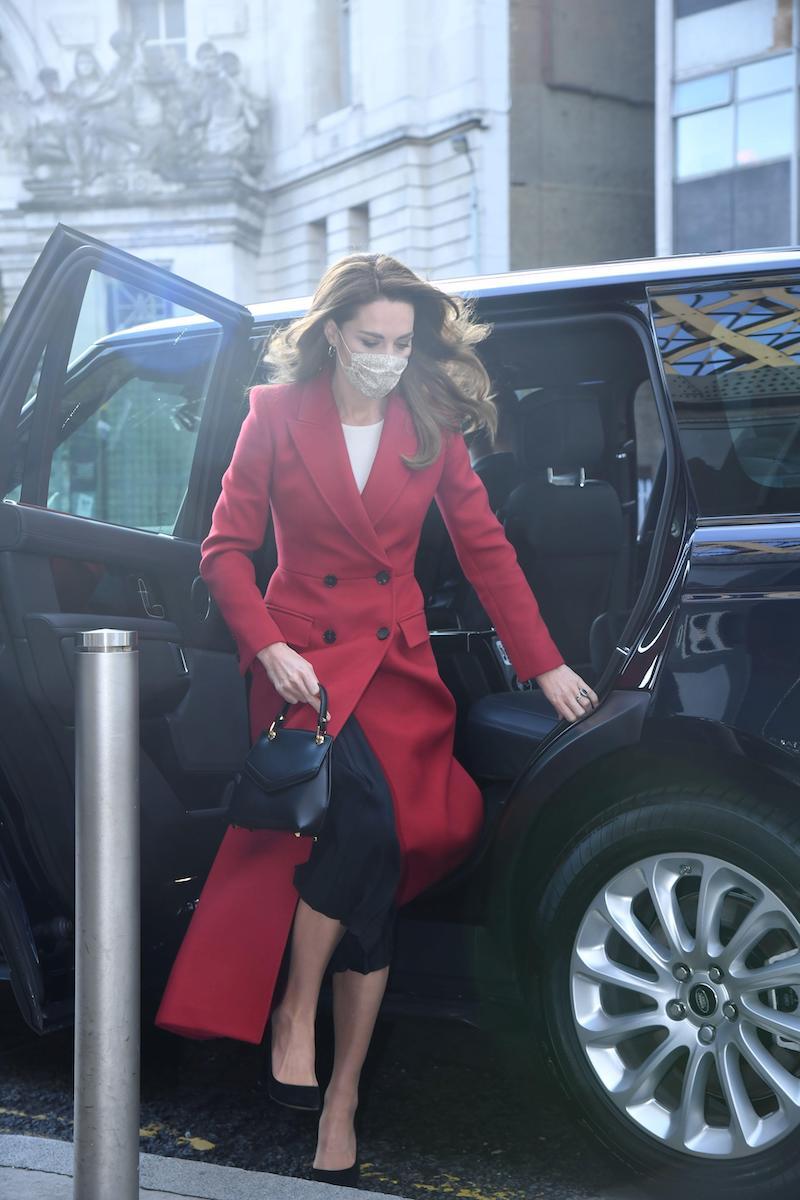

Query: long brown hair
263 253 497 469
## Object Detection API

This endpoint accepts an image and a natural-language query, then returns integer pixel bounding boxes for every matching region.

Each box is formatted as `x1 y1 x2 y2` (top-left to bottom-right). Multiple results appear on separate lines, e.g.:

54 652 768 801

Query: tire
529 785 800 1200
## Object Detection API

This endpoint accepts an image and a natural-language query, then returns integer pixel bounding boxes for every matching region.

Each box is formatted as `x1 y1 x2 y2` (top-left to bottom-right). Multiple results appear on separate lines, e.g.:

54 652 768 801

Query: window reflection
650 284 800 518
737 53 794 98
676 107 735 177
673 50 794 179
674 72 731 115
736 92 793 164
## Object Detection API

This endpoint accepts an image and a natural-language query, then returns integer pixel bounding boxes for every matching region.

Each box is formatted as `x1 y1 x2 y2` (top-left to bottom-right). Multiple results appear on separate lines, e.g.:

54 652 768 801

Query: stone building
0 0 654 318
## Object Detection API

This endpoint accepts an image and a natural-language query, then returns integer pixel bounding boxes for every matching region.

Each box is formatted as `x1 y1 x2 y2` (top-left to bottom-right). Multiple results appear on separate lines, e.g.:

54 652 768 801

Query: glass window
164 0 184 39
649 283 800 518
46 343 217 531
313 0 352 117
6 269 223 534
736 91 794 164
675 0 792 74
633 381 667 536
673 49 793 180
676 106 735 178
129 0 186 59
738 52 794 98
339 0 352 108
674 71 731 114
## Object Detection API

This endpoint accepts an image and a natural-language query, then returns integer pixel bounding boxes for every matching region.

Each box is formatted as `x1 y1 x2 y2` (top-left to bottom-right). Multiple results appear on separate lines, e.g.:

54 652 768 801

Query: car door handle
137 577 165 619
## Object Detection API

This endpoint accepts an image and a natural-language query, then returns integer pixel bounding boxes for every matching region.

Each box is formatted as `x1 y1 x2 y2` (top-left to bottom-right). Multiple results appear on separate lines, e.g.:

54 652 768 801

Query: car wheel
530 786 800 1198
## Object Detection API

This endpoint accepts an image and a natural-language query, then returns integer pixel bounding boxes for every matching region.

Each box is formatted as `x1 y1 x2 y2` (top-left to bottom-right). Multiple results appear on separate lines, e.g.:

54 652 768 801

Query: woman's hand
534 664 599 723
256 642 330 718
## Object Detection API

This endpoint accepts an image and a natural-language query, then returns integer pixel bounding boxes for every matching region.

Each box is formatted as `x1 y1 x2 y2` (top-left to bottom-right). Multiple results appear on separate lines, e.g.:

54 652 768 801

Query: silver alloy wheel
571 852 800 1157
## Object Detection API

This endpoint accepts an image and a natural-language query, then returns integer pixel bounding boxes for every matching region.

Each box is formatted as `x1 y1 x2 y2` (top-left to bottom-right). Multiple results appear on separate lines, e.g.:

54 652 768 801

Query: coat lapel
286 371 418 563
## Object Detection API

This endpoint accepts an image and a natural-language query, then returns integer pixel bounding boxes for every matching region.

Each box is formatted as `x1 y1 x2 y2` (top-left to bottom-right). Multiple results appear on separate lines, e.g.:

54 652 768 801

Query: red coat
155 371 563 1044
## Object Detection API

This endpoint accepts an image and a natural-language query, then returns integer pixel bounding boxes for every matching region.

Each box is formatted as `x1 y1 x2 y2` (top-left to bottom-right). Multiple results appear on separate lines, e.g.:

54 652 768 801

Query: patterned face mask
334 326 409 401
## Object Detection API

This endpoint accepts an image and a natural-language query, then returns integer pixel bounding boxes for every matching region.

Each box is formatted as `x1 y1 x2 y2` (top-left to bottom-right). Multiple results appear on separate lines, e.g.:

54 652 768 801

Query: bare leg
271 897 346 1086
313 965 390 1170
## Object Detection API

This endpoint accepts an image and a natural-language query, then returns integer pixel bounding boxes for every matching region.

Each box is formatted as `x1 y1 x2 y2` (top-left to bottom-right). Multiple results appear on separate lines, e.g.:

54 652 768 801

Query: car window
5 269 222 534
633 380 666 535
649 282 800 518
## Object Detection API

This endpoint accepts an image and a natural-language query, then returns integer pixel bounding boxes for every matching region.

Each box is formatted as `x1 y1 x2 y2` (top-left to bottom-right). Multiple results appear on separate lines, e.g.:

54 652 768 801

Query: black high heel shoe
309 1156 360 1188
310 1110 361 1187
264 1015 321 1112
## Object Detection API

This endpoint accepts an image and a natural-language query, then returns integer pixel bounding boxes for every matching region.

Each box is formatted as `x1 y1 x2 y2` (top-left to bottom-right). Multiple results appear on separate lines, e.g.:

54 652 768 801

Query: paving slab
0 1133 404 1199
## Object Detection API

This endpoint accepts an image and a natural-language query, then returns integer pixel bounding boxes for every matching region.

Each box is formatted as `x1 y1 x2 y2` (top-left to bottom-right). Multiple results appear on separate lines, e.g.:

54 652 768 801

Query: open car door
0 224 259 1031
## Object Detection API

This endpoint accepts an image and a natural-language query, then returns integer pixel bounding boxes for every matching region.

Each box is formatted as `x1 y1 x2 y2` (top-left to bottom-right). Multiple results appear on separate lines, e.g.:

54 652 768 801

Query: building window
128 0 187 60
307 219 327 283
674 51 794 179
348 205 369 251
312 0 352 118
338 0 352 110
675 0 792 75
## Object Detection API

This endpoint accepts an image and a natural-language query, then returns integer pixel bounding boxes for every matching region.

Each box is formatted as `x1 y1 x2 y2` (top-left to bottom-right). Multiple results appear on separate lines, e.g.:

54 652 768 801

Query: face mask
334 326 409 402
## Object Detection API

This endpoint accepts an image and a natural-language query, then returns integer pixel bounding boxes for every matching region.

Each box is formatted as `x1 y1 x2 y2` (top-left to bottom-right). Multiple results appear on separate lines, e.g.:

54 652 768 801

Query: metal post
73 629 140 1200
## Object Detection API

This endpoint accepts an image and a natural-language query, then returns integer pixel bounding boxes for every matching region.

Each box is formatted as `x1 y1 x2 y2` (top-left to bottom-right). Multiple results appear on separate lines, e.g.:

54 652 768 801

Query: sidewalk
0 1132 652 1199
0 1133 409 1199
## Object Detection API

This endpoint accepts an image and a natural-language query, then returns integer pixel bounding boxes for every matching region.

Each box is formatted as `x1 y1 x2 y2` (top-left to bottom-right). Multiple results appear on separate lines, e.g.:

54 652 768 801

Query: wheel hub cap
570 852 800 1159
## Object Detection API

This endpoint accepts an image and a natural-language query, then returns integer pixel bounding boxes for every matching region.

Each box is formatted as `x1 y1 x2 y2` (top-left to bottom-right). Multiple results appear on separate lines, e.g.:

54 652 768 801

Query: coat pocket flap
398 610 429 648
265 603 313 648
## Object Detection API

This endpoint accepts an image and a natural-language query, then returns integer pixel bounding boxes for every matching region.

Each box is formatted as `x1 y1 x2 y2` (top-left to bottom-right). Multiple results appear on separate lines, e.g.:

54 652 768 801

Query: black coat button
323 574 338 587
376 626 390 640
375 569 390 584
323 629 337 643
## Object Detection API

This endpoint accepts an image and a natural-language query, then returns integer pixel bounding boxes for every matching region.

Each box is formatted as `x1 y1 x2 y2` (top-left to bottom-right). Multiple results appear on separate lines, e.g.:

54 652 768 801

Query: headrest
519 390 605 470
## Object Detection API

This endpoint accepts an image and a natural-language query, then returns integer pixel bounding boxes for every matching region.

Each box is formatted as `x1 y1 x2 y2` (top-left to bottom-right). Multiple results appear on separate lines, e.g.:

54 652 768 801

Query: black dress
292 712 402 975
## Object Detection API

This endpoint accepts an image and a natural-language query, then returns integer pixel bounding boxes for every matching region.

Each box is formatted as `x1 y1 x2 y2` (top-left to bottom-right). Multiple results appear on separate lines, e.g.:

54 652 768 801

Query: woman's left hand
534 664 599 722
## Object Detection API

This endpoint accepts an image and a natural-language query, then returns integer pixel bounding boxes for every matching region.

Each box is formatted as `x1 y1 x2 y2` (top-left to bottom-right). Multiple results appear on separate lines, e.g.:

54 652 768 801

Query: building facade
656 0 796 254
509 0 655 270
0 0 654 319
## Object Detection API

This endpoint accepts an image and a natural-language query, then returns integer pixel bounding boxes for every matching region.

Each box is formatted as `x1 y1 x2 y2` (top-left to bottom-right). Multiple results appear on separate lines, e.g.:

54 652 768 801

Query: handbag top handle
267 683 329 745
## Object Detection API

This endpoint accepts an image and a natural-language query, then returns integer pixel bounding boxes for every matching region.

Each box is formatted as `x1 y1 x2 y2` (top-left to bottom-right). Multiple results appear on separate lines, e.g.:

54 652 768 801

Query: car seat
501 388 626 675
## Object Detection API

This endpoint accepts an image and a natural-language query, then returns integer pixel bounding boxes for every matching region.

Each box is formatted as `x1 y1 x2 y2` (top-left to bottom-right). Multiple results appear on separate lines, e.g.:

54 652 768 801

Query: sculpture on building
18 29 268 199
0 51 30 157
26 68 83 178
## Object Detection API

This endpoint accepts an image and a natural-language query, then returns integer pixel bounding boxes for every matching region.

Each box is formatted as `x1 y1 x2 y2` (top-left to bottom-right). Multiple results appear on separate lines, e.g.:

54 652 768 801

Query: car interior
411 315 667 796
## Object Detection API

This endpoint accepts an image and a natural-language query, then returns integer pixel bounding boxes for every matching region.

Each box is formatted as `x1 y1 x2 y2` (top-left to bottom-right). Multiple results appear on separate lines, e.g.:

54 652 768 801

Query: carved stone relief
2 29 268 201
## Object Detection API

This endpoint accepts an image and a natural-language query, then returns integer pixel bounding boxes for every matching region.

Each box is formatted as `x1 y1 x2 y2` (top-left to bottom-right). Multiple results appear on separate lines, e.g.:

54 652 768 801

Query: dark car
2 225 800 1196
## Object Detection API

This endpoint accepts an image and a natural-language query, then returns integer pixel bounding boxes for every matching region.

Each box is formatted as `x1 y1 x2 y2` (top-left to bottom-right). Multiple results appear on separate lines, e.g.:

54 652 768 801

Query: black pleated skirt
292 712 401 975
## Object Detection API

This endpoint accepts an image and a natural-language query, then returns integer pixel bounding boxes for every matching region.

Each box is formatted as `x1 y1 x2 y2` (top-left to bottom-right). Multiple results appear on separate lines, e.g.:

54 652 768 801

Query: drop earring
328 343 335 357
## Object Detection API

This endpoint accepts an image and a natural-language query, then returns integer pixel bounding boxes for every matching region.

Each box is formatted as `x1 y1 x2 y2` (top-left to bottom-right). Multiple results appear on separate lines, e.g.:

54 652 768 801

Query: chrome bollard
73 629 140 1200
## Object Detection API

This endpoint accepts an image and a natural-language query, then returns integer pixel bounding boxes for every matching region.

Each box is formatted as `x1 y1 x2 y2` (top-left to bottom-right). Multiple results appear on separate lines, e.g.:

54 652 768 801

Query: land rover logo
690 983 718 1017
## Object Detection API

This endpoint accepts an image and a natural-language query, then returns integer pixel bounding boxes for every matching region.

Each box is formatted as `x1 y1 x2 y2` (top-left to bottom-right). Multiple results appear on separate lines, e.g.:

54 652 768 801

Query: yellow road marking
0 1109 215 1152
360 1165 529 1200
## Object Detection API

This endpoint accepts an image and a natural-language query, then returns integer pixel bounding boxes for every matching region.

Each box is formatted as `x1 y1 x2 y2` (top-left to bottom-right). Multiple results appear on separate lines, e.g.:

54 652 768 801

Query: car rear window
649 281 800 519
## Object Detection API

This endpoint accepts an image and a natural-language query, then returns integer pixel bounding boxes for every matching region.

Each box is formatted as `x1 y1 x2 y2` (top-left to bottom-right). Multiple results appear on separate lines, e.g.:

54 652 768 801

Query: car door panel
0 225 256 1028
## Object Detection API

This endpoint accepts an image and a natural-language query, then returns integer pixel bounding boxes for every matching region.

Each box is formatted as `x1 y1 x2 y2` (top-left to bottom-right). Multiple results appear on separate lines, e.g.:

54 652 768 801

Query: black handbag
226 684 333 838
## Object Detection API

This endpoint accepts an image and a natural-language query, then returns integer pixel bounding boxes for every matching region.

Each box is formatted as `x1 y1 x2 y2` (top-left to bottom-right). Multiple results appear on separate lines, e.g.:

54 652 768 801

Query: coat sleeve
433 429 565 681
199 385 286 676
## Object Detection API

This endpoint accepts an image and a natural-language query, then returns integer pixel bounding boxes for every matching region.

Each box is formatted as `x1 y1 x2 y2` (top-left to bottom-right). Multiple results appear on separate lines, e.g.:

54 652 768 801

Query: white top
341 419 384 493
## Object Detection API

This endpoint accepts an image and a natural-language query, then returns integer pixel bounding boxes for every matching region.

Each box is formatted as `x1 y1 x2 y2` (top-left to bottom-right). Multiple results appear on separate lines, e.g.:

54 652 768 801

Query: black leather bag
227 684 332 838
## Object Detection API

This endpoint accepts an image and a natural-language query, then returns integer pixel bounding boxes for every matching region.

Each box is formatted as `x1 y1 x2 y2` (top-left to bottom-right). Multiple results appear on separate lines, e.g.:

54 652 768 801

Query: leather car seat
501 388 626 675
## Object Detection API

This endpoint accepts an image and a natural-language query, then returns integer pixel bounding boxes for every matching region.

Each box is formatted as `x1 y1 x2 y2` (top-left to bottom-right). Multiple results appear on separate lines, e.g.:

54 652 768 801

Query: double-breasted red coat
155 370 563 1044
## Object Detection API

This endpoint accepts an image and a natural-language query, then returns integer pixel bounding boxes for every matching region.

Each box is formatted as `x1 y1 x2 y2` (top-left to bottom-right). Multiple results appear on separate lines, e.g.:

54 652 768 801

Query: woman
155 253 598 1186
